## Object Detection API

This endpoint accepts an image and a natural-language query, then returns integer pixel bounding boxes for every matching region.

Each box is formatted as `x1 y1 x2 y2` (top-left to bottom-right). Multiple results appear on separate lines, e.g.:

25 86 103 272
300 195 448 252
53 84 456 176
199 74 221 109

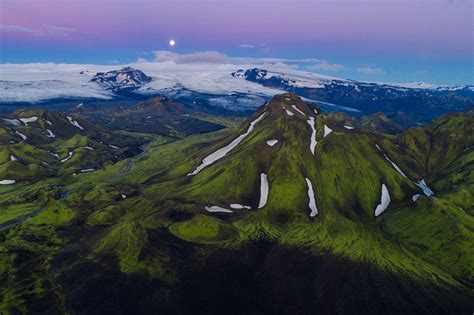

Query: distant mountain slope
0 109 145 182
232 68 474 125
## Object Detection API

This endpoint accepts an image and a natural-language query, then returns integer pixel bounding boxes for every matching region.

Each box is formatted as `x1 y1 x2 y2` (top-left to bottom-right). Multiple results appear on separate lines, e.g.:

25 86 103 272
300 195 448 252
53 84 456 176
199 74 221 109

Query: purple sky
0 0 473 84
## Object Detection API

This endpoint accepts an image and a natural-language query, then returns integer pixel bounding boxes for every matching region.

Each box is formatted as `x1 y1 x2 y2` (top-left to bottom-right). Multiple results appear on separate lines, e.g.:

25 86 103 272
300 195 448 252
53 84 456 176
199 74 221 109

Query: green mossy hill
182 93 422 221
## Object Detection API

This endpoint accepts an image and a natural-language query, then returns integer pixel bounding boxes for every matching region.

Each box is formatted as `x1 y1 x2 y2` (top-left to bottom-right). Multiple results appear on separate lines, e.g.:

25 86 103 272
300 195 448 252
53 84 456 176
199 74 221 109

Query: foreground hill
0 94 472 314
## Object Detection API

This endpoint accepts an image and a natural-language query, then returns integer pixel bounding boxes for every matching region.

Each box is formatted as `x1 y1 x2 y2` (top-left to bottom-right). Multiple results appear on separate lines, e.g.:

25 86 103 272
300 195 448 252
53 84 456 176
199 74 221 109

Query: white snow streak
45 129 56 138
412 194 421 202
375 145 408 178
285 109 294 116
205 206 233 213
344 125 354 130
230 204 251 210
305 178 318 217
374 184 391 217
307 117 317 155
291 105 306 116
66 116 84 130
15 131 27 140
188 112 266 176
10 155 17 161
258 173 269 209
61 152 73 163
0 179 16 185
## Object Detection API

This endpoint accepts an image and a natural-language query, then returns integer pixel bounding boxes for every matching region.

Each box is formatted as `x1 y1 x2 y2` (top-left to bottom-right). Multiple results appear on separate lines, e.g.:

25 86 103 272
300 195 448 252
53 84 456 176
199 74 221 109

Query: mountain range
0 93 472 314
1 66 473 128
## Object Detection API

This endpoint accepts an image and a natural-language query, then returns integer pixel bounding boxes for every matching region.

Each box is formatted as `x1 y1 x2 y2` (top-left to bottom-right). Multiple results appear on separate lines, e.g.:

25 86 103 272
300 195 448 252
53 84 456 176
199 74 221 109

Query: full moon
169 40 176 47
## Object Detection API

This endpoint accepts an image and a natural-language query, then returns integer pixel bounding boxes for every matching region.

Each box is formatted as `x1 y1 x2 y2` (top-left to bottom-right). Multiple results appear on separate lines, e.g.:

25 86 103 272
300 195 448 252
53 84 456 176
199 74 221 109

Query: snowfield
1 62 471 104
374 184 391 217
188 112 266 175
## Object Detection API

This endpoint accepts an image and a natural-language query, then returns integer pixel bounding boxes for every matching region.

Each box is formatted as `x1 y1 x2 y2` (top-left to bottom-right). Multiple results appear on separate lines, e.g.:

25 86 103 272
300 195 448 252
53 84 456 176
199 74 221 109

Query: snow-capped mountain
230 68 474 124
90 67 152 91
1 64 472 126
232 68 474 92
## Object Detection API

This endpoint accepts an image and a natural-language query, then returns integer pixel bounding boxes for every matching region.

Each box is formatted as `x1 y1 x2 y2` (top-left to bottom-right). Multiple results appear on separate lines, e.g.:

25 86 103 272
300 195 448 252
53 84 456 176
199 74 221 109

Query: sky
0 0 473 84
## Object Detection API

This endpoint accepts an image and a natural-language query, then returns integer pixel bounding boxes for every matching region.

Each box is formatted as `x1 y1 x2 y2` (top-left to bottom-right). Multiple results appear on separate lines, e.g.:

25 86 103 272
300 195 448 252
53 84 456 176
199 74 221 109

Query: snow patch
266 139 278 147
45 129 56 138
0 179 15 185
415 179 434 196
291 105 306 116
81 169 94 173
230 204 251 210
2 118 21 126
375 145 407 178
205 206 233 213
108 144 119 149
121 194 127 199
412 194 421 202
19 116 38 125
307 117 317 155
15 131 27 140
66 116 84 130
344 125 354 130
374 184 391 217
323 124 333 138
285 109 294 116
188 112 266 175
45 120 53 126
305 178 318 217
258 173 269 209
61 152 73 163
10 155 17 161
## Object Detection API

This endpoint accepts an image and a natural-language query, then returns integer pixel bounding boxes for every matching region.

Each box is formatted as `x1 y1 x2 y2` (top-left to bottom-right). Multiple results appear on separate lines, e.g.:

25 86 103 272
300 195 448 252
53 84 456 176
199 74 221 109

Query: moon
169 40 176 47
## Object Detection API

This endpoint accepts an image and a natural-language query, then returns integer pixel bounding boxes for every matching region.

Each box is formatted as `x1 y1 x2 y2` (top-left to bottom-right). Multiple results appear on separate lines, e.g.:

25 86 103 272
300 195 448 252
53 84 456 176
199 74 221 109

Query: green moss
169 214 238 243
87 205 124 226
